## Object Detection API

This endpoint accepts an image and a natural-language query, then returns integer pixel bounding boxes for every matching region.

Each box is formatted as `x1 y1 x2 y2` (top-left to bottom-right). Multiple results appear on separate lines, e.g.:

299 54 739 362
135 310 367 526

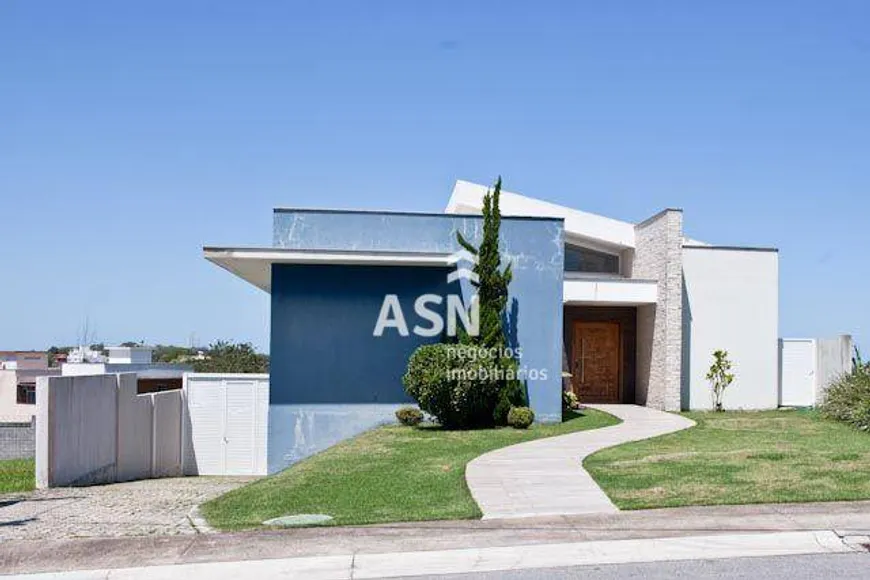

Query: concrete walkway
466 404 696 519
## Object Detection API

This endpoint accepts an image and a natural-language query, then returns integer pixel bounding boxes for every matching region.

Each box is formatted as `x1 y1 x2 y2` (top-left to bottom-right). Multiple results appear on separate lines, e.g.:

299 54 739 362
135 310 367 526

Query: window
16 383 36 405
564 244 620 274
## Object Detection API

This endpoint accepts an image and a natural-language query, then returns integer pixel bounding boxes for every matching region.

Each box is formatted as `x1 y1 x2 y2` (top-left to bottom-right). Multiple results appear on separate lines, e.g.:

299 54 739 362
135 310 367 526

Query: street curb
187 506 216 534
12 529 861 580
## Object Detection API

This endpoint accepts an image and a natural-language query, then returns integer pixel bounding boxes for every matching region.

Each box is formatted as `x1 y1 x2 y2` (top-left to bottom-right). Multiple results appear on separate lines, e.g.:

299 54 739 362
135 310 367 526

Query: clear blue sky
1 1 867 352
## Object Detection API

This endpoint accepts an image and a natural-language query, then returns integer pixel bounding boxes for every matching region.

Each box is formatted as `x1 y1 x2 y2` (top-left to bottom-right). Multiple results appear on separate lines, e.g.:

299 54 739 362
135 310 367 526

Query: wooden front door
571 321 621 403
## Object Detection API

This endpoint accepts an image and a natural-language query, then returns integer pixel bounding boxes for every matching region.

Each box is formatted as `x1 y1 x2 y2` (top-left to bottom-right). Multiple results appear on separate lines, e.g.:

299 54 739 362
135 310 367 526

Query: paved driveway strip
0 476 257 541
466 404 696 519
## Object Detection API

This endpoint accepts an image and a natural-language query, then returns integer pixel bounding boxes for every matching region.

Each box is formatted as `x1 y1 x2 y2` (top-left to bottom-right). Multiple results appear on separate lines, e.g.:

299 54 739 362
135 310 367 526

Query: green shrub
395 406 423 427
820 368 870 432
562 390 580 412
507 406 535 429
493 362 527 425
403 343 502 429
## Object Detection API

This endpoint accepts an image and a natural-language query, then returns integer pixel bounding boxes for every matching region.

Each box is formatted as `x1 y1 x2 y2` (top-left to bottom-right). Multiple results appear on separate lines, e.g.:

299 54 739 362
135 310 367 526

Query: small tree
193 340 269 373
706 349 734 412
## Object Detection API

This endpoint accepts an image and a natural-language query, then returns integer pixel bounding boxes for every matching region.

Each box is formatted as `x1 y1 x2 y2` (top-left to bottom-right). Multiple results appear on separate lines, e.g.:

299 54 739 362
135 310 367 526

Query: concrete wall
816 335 854 404
36 373 185 488
152 391 182 477
682 247 779 410
116 374 153 481
632 210 684 411
269 209 565 473
36 374 119 487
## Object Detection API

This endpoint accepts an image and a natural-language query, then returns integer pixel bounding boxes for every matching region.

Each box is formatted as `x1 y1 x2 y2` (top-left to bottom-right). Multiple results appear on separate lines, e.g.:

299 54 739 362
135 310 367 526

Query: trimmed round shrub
507 406 535 429
403 343 503 429
395 406 423 427
820 369 870 431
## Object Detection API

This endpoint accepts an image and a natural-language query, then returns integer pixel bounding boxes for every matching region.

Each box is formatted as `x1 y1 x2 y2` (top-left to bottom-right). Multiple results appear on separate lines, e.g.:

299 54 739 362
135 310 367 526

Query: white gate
182 373 269 476
779 339 816 407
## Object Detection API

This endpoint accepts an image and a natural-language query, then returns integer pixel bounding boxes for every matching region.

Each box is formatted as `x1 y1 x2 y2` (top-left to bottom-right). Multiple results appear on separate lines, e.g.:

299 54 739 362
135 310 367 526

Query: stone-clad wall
632 209 683 411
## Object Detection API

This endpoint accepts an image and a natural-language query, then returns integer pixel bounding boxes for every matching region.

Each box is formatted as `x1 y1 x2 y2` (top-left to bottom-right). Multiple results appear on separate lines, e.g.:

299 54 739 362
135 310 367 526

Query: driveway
465 404 695 519
0 476 256 540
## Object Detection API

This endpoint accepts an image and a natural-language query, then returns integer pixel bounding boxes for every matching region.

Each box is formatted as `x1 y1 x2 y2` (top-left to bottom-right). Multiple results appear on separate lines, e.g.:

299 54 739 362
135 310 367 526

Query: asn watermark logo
373 249 480 338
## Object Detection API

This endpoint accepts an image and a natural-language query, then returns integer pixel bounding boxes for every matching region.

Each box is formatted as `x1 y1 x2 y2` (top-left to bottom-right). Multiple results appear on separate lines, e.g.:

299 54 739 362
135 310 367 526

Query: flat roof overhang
204 247 453 293
563 276 658 306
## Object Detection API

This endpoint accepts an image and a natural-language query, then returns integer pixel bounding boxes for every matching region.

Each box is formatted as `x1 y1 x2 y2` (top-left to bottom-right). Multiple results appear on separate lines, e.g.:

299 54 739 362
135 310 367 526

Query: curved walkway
465 404 696 520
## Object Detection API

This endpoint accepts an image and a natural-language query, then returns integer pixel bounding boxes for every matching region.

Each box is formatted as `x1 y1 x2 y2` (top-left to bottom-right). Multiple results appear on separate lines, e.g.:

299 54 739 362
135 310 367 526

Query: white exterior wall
61 363 107 376
563 278 657 306
106 347 154 365
0 371 36 421
682 247 779 410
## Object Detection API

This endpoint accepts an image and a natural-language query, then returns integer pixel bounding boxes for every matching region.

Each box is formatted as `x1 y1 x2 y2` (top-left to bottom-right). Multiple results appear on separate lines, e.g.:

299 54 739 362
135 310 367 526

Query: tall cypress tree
456 177 512 349
456 177 526 424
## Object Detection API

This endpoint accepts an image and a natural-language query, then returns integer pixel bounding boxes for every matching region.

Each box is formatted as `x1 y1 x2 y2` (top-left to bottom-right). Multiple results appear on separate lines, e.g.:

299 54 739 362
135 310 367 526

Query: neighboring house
0 351 59 420
0 368 61 421
66 345 107 363
62 345 192 393
205 180 846 473
0 351 50 371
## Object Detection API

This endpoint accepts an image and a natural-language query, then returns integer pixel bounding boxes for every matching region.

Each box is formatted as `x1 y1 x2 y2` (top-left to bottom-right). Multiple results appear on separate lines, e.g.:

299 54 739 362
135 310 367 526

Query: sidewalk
466 404 696 519
2 501 869 575
10 531 868 580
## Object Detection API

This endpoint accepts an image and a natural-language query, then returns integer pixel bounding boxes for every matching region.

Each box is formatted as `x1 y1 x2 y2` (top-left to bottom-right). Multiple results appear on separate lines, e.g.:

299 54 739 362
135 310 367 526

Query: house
62 345 192 394
0 352 60 421
0 351 50 371
205 180 842 473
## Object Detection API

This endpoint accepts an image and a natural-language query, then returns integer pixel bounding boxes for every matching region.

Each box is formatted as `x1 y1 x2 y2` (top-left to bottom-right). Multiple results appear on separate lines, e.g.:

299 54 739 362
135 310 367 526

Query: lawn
201 408 620 530
0 458 35 494
585 409 870 510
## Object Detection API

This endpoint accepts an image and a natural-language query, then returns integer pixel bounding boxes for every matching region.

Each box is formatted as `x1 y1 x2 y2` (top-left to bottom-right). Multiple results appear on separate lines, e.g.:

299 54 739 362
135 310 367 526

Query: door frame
571 320 623 403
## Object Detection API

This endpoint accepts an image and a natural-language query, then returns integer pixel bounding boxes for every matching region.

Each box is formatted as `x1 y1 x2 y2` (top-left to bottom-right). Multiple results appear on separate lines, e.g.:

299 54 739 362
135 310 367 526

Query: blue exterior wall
268 209 564 473
270 263 452 405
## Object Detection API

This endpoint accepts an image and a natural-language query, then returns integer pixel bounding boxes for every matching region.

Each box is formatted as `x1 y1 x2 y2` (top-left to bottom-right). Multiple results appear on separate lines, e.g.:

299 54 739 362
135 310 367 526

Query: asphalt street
405 552 870 580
